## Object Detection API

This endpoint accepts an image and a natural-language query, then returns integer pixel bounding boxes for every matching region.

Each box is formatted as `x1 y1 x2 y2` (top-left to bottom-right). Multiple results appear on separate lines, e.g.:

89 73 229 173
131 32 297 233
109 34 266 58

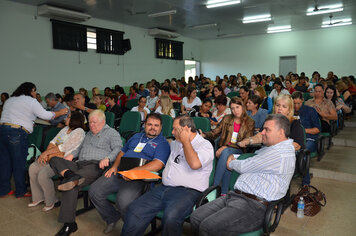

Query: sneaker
42 203 55 212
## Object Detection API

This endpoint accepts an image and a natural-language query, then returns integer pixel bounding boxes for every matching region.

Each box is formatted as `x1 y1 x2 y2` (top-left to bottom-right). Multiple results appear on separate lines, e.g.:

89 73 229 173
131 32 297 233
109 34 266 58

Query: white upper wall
200 25 356 79
0 0 200 95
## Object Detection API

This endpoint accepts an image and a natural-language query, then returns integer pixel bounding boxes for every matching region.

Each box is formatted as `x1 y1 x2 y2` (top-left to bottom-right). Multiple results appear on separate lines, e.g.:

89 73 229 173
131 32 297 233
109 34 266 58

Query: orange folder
118 170 161 180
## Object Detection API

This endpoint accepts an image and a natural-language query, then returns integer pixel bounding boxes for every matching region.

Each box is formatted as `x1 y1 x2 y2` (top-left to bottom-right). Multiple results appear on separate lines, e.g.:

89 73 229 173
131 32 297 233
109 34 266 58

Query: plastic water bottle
297 197 305 218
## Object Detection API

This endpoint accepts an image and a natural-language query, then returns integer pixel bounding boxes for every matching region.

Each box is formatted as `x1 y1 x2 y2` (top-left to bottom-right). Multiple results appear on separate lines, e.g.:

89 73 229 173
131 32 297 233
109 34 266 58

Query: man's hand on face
177 126 191 142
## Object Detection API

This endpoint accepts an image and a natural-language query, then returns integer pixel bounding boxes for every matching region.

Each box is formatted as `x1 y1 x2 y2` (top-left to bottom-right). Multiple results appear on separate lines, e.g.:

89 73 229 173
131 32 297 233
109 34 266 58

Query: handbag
291 185 326 216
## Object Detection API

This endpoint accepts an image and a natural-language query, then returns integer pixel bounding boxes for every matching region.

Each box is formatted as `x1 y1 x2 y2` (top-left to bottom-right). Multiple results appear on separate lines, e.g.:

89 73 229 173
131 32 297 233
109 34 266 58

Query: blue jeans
214 147 243 194
302 140 316 186
0 125 29 197
121 185 201 236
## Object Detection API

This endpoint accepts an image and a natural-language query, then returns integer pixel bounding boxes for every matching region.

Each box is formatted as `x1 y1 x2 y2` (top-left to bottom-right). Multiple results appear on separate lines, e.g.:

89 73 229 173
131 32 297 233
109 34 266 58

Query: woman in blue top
246 95 268 131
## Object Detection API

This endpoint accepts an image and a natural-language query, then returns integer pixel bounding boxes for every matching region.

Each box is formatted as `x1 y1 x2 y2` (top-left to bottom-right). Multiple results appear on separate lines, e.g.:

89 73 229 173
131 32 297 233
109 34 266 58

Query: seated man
292 91 321 187
305 84 337 132
89 113 170 234
45 92 67 126
72 93 97 124
190 114 296 236
121 115 214 236
49 109 122 236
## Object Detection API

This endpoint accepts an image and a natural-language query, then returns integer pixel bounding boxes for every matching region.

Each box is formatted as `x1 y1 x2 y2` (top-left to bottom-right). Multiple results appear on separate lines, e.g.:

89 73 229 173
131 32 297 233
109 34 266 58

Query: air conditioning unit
148 28 180 38
37 4 91 22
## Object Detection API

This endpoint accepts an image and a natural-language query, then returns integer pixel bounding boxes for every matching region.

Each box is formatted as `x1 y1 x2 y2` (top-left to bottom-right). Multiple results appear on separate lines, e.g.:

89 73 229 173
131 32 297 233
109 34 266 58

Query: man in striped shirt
191 114 296 236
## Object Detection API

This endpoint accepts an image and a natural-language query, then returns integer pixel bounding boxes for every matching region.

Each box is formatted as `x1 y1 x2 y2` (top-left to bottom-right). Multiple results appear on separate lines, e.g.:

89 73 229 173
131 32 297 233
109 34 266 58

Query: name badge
134 142 147 153
231 131 238 144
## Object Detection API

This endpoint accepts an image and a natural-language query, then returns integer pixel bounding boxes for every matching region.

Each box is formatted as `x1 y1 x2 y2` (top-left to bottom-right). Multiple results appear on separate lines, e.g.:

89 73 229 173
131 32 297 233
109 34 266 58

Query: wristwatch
84 107 88 112
249 137 253 145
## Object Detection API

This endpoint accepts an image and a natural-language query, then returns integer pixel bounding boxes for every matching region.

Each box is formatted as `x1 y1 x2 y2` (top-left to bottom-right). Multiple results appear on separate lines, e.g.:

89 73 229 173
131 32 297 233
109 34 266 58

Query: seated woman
305 84 337 132
246 95 268 131
28 111 85 211
210 95 231 129
131 96 150 124
106 94 123 128
181 87 202 114
240 94 305 152
239 86 250 106
255 86 273 114
190 99 213 118
285 79 296 95
201 97 254 194
128 86 140 101
335 81 353 111
211 85 231 113
325 85 351 114
79 88 90 103
146 86 159 112
268 80 290 100
293 76 308 93
93 94 106 112
154 95 176 118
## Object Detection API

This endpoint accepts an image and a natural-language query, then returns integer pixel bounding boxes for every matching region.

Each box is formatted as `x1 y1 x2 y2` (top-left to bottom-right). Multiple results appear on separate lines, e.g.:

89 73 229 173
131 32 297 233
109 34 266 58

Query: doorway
184 60 200 82
279 56 296 77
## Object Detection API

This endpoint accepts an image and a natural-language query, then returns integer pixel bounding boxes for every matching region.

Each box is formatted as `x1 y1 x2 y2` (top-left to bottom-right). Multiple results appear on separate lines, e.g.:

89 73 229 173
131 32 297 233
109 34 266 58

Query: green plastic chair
227 91 240 98
118 111 141 141
303 92 312 101
28 125 43 148
126 99 139 110
105 111 115 128
161 114 173 137
192 117 211 132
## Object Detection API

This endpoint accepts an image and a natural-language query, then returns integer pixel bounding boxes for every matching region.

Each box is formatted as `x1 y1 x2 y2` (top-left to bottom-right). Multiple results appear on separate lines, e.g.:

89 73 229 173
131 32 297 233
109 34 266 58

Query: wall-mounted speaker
123 39 131 53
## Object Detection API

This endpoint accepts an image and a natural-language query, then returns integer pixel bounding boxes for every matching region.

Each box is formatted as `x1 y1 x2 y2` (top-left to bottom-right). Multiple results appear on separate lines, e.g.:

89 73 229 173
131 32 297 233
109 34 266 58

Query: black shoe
55 223 78 236
58 174 85 191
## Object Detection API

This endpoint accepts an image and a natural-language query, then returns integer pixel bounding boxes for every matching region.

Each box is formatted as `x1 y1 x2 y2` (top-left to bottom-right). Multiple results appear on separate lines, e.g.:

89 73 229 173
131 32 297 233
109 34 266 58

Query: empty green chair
105 111 115 128
161 115 173 137
118 111 141 141
192 117 211 132
28 125 43 148
126 99 139 110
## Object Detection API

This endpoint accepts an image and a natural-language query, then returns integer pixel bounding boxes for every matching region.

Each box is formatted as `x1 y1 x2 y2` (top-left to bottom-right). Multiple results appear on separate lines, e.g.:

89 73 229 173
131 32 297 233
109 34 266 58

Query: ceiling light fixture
242 14 271 23
321 18 352 28
206 0 241 9
306 4 343 16
148 10 177 17
267 25 291 33
189 23 218 29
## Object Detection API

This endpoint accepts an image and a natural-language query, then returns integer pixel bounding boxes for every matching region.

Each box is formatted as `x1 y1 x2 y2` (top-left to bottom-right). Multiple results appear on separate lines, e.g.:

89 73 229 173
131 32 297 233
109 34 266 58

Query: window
87 29 97 50
155 38 183 60
52 20 87 51
96 29 124 55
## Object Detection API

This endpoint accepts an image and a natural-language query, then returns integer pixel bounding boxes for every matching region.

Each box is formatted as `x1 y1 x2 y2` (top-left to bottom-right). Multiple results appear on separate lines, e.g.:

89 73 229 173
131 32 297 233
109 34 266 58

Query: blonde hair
273 94 294 121
335 81 349 93
254 86 267 99
88 109 106 122
94 94 105 105
160 96 173 115
79 88 88 96
92 87 100 97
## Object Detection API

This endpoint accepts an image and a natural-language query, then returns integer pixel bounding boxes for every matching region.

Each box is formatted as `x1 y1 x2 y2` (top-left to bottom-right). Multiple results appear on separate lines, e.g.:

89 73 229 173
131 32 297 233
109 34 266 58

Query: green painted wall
0 0 201 95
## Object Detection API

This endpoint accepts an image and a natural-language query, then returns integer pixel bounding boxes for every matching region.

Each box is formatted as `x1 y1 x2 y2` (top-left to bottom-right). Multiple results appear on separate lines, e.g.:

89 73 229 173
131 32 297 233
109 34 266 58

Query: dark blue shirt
122 131 170 164
298 105 321 140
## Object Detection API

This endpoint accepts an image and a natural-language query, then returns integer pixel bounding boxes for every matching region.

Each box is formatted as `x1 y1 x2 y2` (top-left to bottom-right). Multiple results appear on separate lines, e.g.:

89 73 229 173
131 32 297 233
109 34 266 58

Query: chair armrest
296 149 310 176
263 197 285 234
195 185 221 208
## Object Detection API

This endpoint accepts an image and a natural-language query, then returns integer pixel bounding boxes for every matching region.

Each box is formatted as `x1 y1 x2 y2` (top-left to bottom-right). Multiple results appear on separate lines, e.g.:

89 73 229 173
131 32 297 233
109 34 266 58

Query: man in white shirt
190 114 295 236
121 115 214 236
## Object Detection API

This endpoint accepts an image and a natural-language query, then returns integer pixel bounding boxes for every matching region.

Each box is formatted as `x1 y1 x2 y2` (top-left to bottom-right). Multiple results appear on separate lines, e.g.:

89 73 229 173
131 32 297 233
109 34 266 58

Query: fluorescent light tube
189 23 218 29
148 10 177 17
307 7 343 15
322 18 352 25
243 14 271 23
321 22 352 27
267 25 291 33
207 0 240 9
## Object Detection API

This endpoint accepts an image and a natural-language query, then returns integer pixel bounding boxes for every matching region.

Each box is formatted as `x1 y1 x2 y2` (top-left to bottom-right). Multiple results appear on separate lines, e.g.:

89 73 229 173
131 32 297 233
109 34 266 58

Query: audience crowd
0 70 355 236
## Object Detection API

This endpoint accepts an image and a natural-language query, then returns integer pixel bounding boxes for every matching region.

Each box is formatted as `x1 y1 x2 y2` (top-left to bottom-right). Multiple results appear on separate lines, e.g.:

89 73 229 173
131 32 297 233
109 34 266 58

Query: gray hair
174 114 197 133
45 92 58 101
265 114 290 138
88 109 106 123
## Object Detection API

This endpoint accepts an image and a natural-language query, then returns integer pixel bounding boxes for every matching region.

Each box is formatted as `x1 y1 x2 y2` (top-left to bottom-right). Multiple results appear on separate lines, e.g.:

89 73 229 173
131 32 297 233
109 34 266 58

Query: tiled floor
1 117 356 236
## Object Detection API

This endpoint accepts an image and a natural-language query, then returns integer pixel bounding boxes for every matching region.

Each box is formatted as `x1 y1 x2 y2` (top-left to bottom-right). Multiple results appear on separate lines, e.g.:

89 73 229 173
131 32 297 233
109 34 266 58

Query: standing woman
28 111 85 211
201 97 254 194
0 82 68 197
181 87 202 114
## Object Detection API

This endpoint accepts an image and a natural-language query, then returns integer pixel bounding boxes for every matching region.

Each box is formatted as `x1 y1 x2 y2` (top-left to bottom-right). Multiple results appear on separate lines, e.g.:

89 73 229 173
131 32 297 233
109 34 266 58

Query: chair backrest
105 111 115 128
118 111 141 134
161 114 173 137
192 117 211 132
28 125 43 148
227 91 239 98
126 99 139 110
303 92 312 101
42 127 62 151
